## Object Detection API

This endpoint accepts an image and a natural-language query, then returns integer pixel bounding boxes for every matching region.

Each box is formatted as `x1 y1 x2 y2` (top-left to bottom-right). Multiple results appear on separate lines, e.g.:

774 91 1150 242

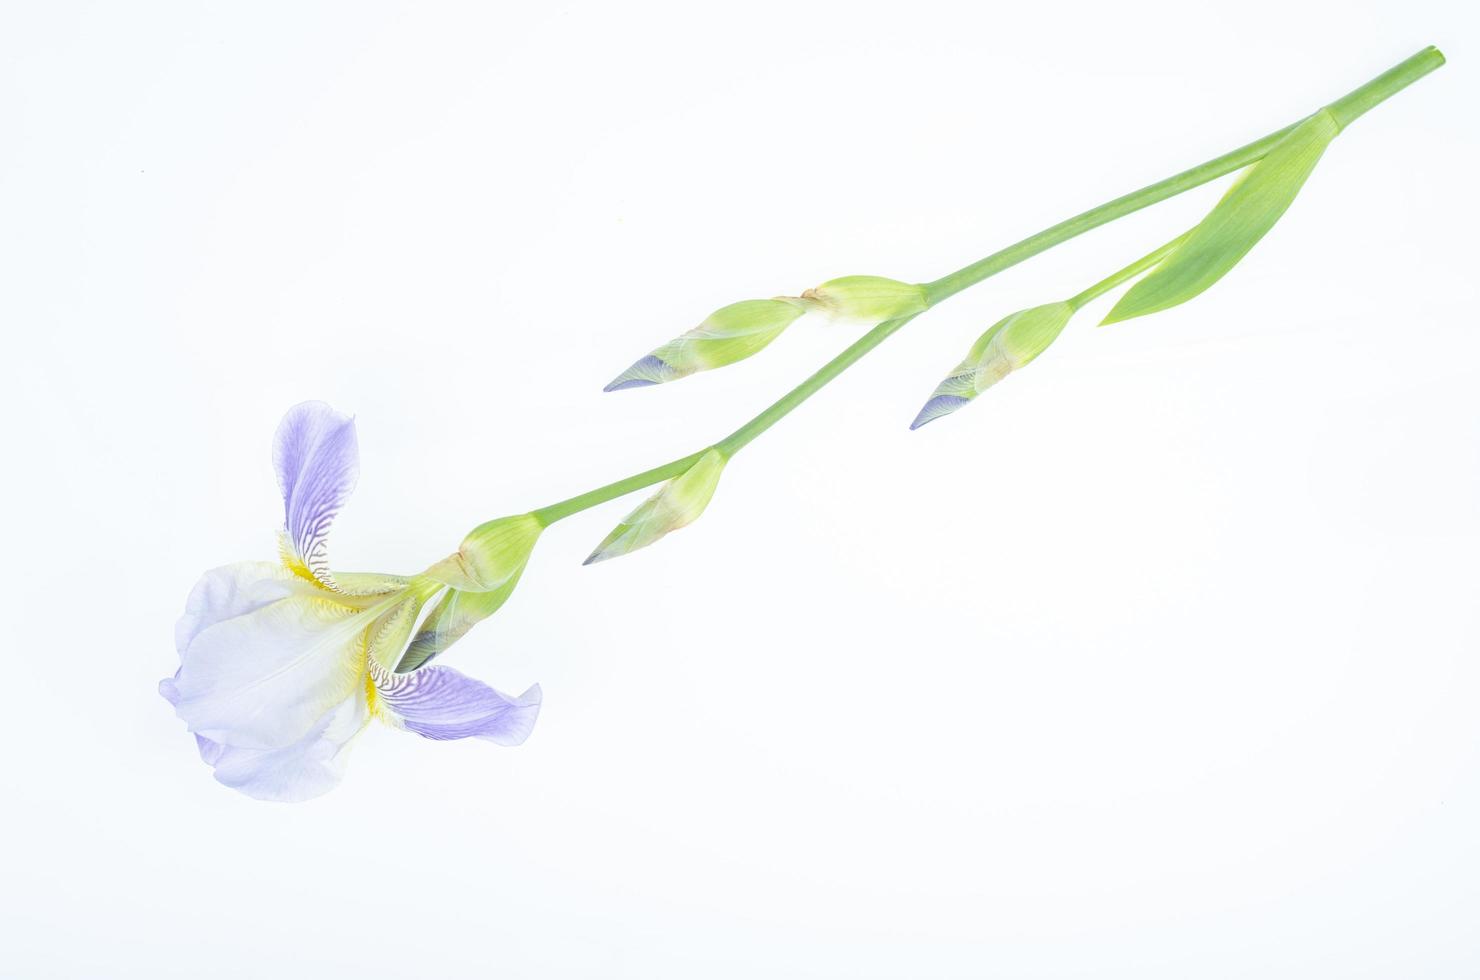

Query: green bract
910 303 1075 429
802 275 930 322
397 512 546 671
603 275 930 393
398 580 522 672
424 512 543 592
584 448 728 564
605 298 809 390
1102 110 1341 325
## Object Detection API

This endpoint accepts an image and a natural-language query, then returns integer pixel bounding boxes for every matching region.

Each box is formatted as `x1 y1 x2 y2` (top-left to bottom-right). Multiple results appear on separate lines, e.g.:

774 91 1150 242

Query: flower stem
531 46 1443 528
1066 231 1191 313
1327 45 1445 130
533 451 710 526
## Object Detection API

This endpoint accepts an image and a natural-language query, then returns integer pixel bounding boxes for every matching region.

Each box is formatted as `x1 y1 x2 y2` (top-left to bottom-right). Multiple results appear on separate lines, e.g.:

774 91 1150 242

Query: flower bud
584 448 727 564
424 512 543 592
800 275 929 322
605 298 809 391
910 302 1074 429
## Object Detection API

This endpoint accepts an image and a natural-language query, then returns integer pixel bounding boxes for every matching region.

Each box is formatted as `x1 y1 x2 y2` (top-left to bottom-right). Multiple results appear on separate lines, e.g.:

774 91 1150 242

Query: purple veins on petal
272 401 360 586
373 664 542 746
604 354 682 392
909 394 972 430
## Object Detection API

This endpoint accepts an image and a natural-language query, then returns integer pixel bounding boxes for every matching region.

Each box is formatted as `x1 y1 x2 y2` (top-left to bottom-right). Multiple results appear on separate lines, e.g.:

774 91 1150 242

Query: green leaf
1102 109 1340 325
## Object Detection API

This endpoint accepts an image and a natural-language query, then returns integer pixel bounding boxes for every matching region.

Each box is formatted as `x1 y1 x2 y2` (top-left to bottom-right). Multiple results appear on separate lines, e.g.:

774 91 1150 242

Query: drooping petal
162 678 370 802
174 561 304 654
273 401 359 589
371 663 541 745
169 563 389 749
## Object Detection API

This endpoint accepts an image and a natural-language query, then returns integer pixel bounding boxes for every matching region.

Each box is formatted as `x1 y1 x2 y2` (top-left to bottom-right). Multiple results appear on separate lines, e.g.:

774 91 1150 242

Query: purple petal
272 401 359 587
373 664 541 745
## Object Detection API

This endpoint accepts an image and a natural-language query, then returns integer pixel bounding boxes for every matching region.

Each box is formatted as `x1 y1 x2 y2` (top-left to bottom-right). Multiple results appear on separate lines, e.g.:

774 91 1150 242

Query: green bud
605 298 809 390
584 448 727 564
424 512 543 592
801 275 929 322
910 302 1074 429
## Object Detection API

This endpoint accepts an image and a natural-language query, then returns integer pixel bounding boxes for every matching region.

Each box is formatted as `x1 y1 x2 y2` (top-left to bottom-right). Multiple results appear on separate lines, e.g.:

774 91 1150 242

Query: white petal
171 567 390 750
174 562 301 655
203 690 370 802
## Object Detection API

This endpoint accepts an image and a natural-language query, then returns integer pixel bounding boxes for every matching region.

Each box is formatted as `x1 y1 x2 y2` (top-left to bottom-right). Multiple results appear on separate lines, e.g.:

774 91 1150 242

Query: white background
3 1 1477 976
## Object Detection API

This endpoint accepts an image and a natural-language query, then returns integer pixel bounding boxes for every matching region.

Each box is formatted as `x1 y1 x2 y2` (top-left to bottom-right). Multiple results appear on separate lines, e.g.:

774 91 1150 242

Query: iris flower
159 402 541 802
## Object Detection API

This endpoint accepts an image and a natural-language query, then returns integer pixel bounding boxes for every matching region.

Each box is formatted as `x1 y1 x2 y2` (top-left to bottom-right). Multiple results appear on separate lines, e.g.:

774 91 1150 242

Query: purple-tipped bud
909 393 972 430
910 302 1075 429
604 354 683 391
604 299 808 391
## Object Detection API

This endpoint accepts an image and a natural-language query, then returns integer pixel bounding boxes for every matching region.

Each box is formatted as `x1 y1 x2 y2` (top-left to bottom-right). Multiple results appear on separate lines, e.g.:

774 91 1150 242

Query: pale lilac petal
273 401 359 588
372 664 541 745
200 698 367 802
207 692 368 801
174 561 301 654
169 564 383 750
161 670 366 801
193 733 227 767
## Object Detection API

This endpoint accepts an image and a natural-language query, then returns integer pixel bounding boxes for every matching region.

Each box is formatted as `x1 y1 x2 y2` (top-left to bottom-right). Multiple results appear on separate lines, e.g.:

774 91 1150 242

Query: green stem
1066 231 1191 312
531 46 1443 526
1327 45 1444 130
714 310 924 456
533 450 709 525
